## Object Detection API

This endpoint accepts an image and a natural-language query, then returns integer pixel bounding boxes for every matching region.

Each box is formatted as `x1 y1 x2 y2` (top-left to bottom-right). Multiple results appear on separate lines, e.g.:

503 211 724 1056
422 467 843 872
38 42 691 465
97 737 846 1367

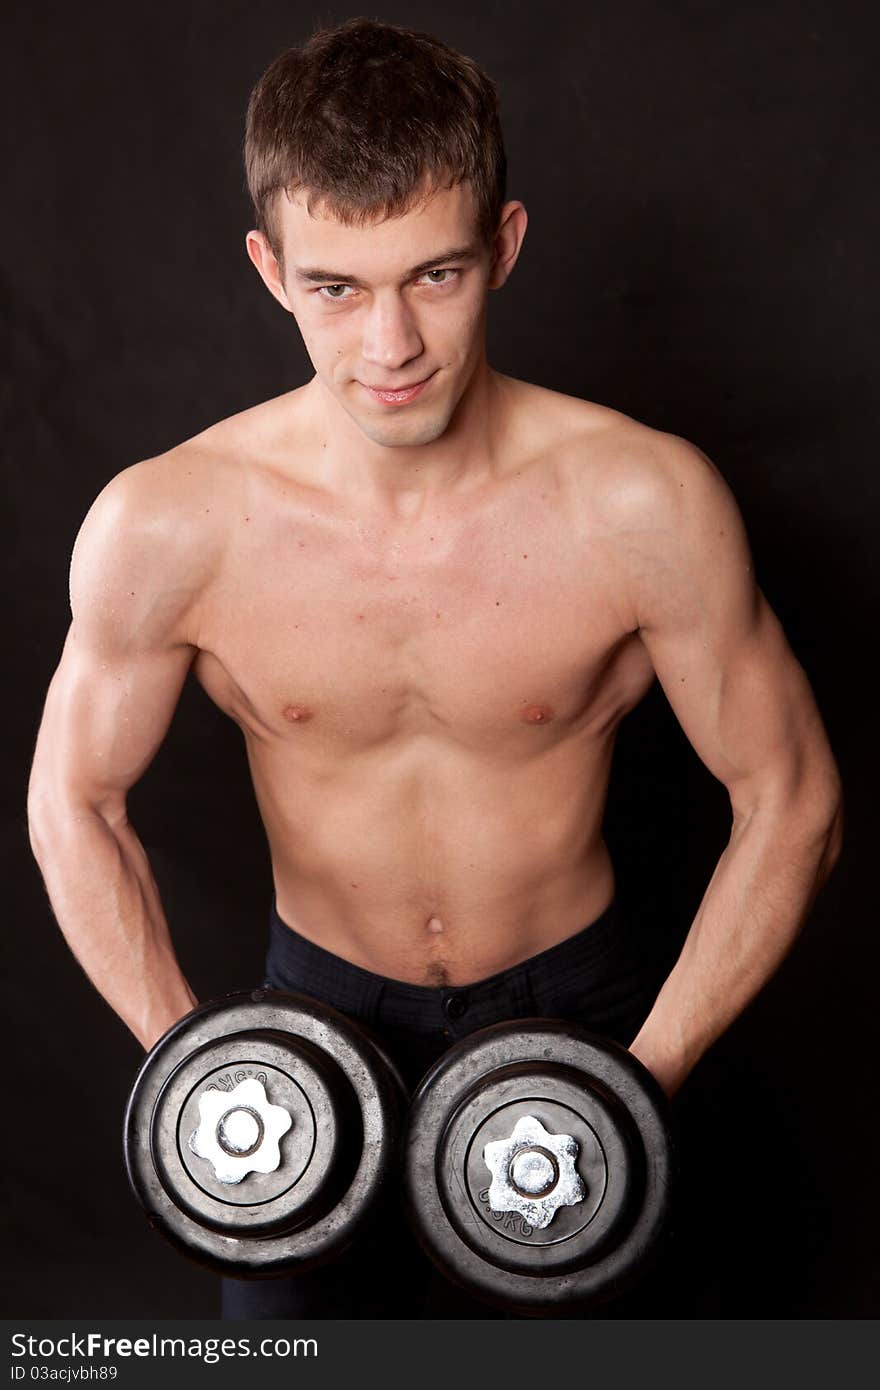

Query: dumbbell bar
123 989 408 1277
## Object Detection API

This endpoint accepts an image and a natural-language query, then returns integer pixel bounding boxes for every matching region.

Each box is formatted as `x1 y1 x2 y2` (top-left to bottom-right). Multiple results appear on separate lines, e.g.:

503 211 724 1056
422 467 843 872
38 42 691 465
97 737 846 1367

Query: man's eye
420 268 458 286
318 284 353 300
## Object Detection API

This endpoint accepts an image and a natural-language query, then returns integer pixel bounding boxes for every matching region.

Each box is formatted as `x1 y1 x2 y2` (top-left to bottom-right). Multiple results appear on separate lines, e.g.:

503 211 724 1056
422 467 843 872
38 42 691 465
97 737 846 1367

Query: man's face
271 182 494 449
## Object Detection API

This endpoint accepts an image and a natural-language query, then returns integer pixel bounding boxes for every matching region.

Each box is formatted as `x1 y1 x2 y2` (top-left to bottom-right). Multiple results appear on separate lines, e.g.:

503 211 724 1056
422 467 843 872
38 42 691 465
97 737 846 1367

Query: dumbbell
402 1019 674 1316
126 997 673 1313
123 989 408 1276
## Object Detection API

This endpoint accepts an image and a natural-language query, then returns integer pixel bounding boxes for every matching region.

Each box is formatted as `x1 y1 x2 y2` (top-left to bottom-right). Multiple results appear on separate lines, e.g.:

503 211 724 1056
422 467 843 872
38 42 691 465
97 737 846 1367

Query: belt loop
362 978 385 1029
508 965 537 1020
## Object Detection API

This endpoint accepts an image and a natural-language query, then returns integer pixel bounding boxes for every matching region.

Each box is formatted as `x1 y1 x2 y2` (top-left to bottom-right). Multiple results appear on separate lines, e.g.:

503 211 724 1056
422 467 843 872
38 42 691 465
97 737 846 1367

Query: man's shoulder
506 376 724 522
508 380 750 639
67 450 219 649
180 385 307 466
82 387 304 543
70 435 244 636
79 447 230 563
502 374 630 449
579 417 730 532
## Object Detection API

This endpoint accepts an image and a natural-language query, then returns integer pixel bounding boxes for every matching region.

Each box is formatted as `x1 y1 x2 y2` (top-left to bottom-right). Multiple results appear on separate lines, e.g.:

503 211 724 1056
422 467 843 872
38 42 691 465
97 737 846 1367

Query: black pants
221 897 713 1319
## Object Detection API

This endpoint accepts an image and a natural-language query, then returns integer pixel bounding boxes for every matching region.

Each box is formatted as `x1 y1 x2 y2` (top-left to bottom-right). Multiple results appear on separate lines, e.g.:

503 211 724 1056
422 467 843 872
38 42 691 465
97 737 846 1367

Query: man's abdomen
248 737 618 986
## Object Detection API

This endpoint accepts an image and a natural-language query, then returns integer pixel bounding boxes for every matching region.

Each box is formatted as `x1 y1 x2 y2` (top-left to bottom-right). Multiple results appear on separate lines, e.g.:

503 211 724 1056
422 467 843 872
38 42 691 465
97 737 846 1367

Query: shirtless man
27 19 842 1318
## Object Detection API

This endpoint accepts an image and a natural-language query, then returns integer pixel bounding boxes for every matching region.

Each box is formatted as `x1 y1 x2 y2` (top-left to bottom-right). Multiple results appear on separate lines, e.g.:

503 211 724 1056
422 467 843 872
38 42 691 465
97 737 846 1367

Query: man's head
243 18 526 449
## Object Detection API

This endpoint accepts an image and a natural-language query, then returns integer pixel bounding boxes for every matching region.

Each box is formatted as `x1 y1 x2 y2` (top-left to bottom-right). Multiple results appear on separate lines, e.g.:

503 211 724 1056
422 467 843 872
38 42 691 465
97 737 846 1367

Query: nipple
282 704 314 723
426 916 445 935
519 703 554 725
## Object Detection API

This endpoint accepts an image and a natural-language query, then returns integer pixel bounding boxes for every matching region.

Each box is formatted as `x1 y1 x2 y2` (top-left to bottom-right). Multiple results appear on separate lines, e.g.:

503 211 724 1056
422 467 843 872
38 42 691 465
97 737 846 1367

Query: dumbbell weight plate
403 1019 673 1314
124 989 407 1276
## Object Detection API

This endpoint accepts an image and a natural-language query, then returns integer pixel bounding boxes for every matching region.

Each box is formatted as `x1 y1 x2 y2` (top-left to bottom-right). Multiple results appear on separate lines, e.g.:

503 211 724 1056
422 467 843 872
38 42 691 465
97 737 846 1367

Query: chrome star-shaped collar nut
483 1114 586 1229
189 1077 292 1185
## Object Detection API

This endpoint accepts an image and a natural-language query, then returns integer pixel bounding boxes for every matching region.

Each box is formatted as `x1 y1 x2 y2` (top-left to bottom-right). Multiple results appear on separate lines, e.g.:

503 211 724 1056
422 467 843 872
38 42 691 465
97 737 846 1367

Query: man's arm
610 432 843 1096
27 457 217 1050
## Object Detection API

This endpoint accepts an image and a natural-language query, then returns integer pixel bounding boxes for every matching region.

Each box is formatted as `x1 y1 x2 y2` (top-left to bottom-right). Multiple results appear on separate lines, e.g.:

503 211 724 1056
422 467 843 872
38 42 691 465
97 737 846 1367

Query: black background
4 0 877 1317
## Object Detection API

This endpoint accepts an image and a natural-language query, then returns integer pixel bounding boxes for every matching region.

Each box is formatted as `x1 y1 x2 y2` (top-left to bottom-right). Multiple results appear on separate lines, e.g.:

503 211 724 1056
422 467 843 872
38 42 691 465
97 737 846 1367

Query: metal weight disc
124 990 407 1277
403 1020 673 1314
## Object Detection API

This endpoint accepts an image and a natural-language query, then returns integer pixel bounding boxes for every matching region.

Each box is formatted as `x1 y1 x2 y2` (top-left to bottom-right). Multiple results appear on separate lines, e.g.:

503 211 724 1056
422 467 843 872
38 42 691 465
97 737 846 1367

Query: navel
518 702 555 725
426 916 445 934
282 704 314 724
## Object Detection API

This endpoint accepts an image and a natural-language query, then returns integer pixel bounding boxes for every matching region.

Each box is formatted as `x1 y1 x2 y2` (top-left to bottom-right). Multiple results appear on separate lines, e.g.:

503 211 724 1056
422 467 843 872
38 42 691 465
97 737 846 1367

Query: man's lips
361 373 434 405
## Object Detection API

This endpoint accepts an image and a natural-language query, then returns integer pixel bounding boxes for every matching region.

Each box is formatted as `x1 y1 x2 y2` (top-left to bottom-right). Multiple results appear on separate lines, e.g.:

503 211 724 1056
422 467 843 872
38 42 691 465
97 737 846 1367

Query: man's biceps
36 647 191 797
656 629 826 801
83 652 190 761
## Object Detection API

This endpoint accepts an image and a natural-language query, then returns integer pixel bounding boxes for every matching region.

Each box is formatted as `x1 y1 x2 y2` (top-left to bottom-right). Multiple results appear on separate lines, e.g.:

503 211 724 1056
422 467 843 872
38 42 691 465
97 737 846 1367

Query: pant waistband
264 895 629 1035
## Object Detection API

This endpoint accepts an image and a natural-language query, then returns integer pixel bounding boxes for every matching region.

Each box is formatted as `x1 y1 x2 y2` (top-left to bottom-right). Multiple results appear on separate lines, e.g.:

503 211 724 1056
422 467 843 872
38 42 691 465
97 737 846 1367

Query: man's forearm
628 792 843 1096
29 800 198 1050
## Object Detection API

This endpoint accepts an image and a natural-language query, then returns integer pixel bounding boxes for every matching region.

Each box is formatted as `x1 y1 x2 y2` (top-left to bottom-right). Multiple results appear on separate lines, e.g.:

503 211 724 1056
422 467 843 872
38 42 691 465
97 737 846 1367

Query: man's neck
304 358 513 517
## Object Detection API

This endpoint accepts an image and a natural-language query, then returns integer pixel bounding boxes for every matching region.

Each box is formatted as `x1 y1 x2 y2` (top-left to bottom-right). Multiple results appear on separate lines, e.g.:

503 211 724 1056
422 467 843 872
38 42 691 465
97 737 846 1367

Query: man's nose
360 293 424 373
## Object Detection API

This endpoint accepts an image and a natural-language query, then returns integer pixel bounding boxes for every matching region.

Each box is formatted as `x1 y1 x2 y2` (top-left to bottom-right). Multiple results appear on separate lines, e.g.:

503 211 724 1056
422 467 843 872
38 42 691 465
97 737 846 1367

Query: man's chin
351 407 453 449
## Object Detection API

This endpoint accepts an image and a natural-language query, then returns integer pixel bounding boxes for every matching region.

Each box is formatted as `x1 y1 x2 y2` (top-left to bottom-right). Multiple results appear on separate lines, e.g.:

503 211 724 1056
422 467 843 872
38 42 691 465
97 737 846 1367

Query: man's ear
488 200 528 290
245 230 294 313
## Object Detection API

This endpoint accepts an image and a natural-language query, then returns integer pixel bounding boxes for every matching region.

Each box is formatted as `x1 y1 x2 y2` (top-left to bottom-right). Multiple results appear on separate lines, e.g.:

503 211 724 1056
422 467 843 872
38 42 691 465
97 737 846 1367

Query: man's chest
192 488 654 749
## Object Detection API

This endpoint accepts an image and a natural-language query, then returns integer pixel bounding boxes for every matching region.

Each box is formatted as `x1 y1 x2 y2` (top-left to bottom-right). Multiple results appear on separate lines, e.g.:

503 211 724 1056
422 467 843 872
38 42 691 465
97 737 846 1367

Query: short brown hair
244 17 507 271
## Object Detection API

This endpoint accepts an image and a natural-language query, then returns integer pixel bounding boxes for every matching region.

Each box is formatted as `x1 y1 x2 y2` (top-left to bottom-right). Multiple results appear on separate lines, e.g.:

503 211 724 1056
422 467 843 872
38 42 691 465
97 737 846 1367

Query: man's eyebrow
293 245 480 286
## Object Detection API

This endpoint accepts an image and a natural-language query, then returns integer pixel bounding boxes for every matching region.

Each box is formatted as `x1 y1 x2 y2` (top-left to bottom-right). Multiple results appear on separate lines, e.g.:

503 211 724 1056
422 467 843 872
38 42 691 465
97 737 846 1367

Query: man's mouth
362 373 434 405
